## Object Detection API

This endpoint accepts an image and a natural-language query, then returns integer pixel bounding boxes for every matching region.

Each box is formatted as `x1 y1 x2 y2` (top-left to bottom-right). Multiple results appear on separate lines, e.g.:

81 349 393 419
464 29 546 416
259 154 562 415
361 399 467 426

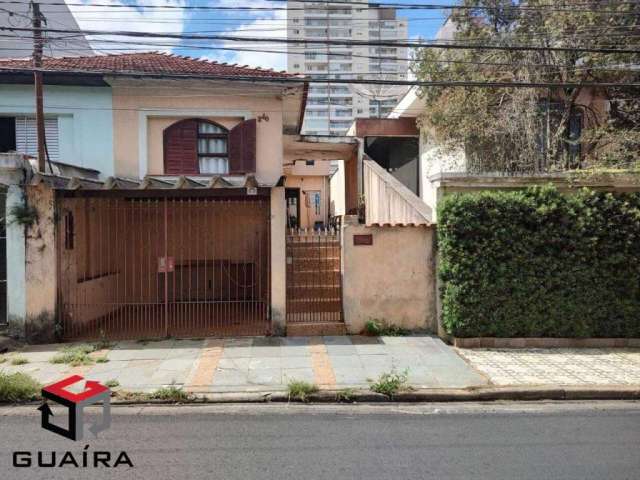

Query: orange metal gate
56 193 270 340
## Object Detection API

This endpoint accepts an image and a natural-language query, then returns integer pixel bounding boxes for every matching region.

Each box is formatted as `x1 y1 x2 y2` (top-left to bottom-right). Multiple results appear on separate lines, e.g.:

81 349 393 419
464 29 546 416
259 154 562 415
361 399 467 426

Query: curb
3 386 639 407
115 385 640 405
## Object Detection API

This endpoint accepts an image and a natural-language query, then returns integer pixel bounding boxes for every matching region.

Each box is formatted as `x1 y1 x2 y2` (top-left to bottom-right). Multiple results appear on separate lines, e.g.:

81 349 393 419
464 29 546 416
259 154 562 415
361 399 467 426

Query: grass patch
364 319 409 337
149 386 191 402
369 369 410 397
0 356 6 364
94 356 109 364
10 356 29 366
104 379 119 388
50 344 97 366
287 380 319 402
0 372 41 402
336 388 356 402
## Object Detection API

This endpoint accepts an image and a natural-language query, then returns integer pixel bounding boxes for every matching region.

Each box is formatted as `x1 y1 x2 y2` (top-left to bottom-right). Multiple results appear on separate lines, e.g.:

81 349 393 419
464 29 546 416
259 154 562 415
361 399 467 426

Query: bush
438 185 640 338
0 372 41 402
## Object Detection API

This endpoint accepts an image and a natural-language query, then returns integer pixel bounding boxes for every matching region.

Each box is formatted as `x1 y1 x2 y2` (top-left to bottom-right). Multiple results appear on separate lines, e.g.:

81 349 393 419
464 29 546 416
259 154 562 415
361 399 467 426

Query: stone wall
342 218 437 334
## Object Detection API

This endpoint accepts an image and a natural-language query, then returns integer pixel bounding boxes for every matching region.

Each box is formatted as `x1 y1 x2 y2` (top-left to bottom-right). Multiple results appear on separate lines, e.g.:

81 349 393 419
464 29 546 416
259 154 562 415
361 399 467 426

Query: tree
413 0 640 174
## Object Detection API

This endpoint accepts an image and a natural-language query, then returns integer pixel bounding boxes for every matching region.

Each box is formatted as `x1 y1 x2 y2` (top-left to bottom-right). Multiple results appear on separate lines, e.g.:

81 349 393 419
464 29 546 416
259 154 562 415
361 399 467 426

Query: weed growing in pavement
369 369 410 396
0 372 40 402
10 356 29 366
364 319 409 337
287 380 319 402
150 386 192 402
104 379 120 388
336 388 356 402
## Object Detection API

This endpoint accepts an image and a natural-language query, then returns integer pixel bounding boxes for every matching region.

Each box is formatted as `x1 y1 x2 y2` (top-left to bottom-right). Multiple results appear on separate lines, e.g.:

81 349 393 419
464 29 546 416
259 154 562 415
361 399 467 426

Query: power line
1 65 639 88
0 0 637 15
3 25 640 54
2 33 637 75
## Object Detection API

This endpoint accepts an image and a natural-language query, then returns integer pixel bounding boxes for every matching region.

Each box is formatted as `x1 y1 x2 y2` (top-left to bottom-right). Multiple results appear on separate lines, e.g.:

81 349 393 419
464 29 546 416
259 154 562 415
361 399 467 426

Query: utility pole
31 1 46 172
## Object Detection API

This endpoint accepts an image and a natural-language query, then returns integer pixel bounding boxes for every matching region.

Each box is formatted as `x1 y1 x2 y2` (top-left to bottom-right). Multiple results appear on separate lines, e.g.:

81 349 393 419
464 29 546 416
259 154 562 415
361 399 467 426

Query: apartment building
287 0 408 135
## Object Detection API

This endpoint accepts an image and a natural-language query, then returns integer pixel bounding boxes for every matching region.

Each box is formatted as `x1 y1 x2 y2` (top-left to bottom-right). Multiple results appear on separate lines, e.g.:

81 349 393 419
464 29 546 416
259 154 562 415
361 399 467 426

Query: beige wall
270 187 286 334
111 83 285 183
284 175 330 229
342 219 437 334
24 184 58 341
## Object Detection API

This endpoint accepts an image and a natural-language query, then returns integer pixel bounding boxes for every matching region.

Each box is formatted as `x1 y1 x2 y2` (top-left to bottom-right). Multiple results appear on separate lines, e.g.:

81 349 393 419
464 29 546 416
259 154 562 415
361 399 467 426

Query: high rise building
287 0 408 135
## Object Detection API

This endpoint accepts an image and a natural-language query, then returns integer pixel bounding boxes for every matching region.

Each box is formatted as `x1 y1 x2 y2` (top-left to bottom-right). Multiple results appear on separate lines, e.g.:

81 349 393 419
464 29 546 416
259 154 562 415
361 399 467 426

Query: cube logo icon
38 375 111 441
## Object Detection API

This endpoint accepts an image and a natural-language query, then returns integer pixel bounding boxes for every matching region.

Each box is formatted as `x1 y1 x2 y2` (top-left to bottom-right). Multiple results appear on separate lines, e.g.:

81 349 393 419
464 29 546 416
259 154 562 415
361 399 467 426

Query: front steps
287 322 347 336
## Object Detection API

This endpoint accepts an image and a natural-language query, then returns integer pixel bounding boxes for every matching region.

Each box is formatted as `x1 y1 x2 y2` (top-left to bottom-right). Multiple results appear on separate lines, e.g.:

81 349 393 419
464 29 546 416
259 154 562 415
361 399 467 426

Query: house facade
0 53 359 341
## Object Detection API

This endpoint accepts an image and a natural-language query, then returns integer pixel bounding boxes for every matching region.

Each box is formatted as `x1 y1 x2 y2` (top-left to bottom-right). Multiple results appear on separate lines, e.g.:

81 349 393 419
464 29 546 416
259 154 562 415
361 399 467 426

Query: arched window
163 118 257 175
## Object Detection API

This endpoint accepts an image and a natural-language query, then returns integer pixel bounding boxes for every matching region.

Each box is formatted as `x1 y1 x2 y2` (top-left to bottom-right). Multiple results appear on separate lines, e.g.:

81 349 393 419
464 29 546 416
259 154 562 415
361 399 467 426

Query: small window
197 121 228 174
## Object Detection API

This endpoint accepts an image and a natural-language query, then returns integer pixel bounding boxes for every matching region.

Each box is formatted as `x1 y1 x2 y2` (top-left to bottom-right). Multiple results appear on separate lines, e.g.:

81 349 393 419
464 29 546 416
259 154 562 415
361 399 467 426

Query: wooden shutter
228 119 256 174
163 119 199 174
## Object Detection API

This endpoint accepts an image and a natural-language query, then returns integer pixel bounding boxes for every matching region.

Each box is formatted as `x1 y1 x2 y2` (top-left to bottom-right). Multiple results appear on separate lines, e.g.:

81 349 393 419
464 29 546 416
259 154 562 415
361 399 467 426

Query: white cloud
64 0 188 55
204 0 287 71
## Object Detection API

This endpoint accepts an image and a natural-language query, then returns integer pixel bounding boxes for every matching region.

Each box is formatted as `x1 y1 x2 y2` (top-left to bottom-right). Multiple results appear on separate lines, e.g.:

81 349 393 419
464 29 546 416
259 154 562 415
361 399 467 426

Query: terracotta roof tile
0 52 298 79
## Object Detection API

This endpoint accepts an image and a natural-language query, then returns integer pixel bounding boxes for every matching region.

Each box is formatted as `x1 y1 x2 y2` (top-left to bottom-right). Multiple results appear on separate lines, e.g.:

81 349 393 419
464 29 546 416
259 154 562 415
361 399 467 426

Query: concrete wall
342 219 437 334
23 184 58 342
0 85 114 176
270 187 286 334
5 185 26 328
111 83 285 182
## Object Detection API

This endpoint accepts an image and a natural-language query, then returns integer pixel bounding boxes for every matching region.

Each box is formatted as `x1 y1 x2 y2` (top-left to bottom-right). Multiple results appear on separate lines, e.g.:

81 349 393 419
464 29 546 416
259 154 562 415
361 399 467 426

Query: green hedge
437 186 640 338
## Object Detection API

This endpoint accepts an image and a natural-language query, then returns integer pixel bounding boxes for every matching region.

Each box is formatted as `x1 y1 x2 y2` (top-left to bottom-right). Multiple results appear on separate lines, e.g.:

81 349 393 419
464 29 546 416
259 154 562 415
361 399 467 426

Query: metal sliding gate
286 227 343 324
56 194 270 340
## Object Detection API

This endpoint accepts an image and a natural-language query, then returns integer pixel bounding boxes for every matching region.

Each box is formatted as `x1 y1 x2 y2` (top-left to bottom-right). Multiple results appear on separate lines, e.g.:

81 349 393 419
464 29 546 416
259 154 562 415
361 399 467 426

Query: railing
363 158 432 226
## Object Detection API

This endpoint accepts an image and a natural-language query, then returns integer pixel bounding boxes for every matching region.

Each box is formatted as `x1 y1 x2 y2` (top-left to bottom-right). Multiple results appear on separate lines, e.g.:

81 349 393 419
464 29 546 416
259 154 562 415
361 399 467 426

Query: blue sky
68 0 451 70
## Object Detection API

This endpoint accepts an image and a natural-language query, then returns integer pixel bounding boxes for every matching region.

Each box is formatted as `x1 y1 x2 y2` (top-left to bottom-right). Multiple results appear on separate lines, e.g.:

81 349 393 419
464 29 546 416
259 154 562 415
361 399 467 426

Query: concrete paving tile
249 357 282 369
150 370 185 385
217 358 251 370
380 337 410 345
156 358 197 372
224 338 253 348
359 354 393 367
282 368 315 383
323 336 352 345
350 336 382 345
165 348 202 360
252 337 283 347
282 337 310 346
251 346 281 358
221 347 253 358
354 344 389 355
248 368 282 385
281 356 313 369
333 367 368 385
107 347 169 361
280 346 312 357
326 344 358 356
213 369 249 386
328 354 363 369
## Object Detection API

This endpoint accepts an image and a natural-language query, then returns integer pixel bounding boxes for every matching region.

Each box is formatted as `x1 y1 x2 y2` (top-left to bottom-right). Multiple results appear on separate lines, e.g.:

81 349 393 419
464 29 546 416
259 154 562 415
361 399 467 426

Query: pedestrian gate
56 194 270 340
286 227 343 324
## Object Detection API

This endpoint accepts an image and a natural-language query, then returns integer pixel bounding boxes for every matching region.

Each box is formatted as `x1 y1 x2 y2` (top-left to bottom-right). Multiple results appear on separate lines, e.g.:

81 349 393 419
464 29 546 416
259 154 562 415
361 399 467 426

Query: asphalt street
1 401 639 480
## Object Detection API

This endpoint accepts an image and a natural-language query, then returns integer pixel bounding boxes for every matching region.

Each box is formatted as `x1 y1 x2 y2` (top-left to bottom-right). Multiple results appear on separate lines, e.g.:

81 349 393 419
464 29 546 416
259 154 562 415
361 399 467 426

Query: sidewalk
1 335 639 396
